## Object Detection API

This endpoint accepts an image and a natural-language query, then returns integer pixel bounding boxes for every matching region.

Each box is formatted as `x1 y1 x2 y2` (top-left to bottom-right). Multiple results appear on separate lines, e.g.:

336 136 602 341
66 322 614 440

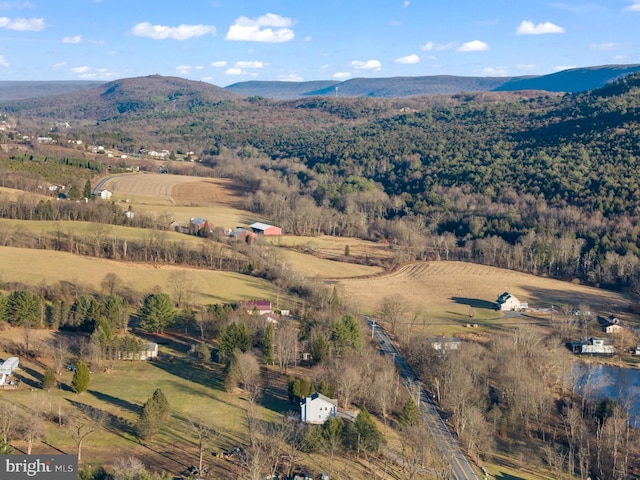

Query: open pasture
101 173 260 228
337 260 632 328
0 246 274 304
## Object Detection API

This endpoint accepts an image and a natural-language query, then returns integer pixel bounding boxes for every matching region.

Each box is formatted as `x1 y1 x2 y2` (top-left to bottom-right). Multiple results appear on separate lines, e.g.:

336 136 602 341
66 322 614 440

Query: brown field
0 186 53 202
336 260 634 324
101 173 260 228
0 246 276 305
102 173 247 207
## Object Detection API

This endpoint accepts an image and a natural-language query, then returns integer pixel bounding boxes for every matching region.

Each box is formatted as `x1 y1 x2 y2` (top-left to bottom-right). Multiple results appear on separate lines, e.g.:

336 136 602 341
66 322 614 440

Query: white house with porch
300 393 337 424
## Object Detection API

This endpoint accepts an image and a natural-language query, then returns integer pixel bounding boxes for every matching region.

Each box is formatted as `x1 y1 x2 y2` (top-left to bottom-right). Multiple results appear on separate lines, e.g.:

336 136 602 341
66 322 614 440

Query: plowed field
337 260 631 320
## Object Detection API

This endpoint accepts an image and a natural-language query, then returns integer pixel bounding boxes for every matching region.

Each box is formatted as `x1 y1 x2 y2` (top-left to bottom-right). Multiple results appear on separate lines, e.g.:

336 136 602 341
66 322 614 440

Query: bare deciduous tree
68 404 107 463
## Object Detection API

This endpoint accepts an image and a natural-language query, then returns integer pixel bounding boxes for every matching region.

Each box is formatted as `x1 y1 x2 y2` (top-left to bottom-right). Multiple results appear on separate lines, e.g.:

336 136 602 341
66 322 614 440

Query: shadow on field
494 474 525 480
149 357 225 392
451 296 496 310
67 399 137 438
517 285 630 315
89 389 141 414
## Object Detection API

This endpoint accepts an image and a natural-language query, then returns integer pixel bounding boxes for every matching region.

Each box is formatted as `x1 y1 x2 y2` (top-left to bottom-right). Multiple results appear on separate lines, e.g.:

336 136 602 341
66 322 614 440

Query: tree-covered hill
0 75 243 121
3 72 640 289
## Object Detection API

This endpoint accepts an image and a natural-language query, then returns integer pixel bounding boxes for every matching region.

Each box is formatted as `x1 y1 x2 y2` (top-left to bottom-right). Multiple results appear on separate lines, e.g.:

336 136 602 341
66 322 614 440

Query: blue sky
0 0 639 86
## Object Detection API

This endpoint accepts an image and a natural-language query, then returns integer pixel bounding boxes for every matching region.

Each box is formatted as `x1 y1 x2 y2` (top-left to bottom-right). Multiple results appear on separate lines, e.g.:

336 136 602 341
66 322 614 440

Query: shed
570 337 614 356
0 357 19 385
430 336 461 351
249 222 282 236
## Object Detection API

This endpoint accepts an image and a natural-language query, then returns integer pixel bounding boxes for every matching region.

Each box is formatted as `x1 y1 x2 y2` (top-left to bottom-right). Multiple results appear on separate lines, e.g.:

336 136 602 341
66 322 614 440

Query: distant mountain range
226 64 640 99
1 65 639 107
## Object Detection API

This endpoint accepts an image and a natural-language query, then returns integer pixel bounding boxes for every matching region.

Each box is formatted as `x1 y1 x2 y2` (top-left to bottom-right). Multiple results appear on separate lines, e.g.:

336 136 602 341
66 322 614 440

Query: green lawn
4 336 256 475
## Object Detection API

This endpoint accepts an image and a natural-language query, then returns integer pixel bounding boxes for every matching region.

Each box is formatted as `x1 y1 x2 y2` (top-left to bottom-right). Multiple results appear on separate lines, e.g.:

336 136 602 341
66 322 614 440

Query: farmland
2 170 640 480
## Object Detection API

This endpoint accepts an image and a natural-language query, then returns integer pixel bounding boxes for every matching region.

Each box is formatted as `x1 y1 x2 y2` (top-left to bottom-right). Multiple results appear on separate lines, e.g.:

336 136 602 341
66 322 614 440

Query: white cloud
458 40 489 52
624 2 640 11
304 35 312 42
403 1 410 7
0 1 34 10
225 13 294 43
87 39 105 45
516 20 564 35
176 65 191 75
590 42 628 50
482 66 508 76
395 54 419 64
234 60 267 68
225 67 246 75
351 59 382 70
0 55 8 67
71 66 91 73
516 63 537 70
53 61 66 68
279 73 303 82
0 16 44 30
211 61 227 67
333 71 351 79
131 22 216 40
195 65 204 70
62 35 81 44
420 41 456 51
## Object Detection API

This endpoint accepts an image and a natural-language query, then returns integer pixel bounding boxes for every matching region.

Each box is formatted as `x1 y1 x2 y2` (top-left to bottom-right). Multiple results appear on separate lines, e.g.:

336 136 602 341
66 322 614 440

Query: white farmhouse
300 393 337 424
496 292 526 311
100 190 112 200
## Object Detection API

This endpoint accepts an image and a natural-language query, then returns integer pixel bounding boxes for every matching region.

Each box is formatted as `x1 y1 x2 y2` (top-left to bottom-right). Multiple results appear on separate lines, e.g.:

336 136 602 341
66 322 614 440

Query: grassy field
0 246 275 305
336 260 635 336
0 329 252 477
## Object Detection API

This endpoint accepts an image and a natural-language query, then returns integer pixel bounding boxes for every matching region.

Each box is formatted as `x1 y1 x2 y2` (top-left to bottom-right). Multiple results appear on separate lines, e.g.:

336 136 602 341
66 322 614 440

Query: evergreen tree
263 324 274 365
344 406 381 454
7 290 41 326
399 397 421 427
218 322 251 363
151 388 171 422
82 180 92 199
138 293 176 333
331 314 362 353
136 400 160 440
0 293 8 322
42 367 57 391
71 361 90 394
136 389 171 440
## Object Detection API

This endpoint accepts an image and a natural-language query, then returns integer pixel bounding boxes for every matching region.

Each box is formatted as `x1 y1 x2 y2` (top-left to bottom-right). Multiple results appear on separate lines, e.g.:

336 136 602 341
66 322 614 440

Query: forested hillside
2 73 640 292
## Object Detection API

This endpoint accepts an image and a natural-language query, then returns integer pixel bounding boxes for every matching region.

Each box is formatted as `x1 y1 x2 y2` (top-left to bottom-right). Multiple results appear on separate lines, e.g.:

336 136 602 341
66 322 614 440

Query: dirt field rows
337 260 632 319
103 173 246 207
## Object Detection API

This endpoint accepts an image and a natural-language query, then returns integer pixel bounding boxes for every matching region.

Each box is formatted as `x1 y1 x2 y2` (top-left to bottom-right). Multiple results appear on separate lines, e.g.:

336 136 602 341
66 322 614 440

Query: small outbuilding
430 336 461 352
569 337 614 356
0 357 19 385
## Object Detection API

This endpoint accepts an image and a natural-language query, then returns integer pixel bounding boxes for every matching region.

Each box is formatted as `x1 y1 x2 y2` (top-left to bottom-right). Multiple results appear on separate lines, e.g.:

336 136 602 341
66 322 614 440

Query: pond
573 362 640 427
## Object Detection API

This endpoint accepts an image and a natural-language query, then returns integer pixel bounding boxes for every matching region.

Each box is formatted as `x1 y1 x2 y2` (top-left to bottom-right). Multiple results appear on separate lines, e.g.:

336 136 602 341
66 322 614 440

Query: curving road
366 317 479 480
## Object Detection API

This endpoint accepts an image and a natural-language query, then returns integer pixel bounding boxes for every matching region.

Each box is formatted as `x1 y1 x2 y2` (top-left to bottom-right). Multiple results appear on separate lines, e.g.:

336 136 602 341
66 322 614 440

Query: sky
0 0 639 86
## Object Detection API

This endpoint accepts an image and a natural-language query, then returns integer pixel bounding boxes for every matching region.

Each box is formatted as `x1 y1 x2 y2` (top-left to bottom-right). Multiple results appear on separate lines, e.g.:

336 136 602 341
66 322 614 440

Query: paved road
367 317 480 480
